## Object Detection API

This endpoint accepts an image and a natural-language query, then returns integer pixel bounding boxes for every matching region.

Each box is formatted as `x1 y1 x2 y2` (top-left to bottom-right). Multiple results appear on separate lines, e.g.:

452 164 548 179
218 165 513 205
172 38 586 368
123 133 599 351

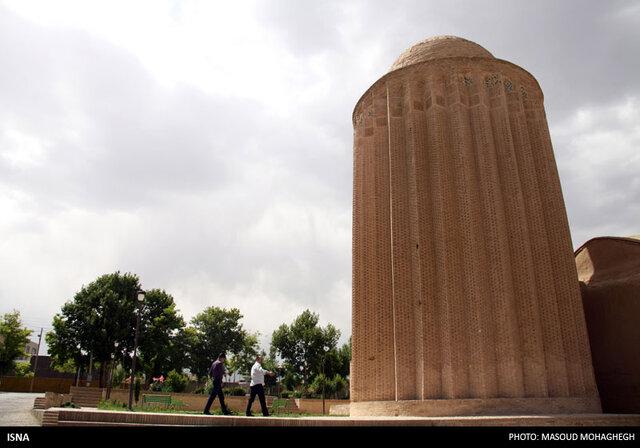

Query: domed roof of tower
389 35 494 72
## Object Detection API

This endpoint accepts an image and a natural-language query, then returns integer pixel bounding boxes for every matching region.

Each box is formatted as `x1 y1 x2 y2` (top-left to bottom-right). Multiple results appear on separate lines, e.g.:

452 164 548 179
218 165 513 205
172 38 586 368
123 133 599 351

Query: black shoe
203 411 211 415
246 411 253 417
223 410 232 416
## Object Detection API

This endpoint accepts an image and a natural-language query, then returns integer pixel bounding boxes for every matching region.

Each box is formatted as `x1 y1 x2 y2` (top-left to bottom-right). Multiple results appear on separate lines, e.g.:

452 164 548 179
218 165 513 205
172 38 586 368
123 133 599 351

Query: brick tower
350 36 600 416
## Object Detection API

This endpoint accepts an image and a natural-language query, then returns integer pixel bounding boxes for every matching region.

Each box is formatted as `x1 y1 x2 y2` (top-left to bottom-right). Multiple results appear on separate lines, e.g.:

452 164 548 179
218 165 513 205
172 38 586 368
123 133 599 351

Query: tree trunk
99 362 106 388
105 360 113 399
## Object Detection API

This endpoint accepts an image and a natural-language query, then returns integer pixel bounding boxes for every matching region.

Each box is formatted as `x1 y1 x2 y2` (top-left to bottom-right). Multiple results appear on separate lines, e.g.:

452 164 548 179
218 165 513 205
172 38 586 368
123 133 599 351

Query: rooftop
389 35 494 72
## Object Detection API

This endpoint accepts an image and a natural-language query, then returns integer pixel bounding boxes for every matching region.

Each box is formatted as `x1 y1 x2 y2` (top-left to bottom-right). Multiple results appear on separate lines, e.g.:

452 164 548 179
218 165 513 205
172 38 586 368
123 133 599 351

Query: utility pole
29 328 43 393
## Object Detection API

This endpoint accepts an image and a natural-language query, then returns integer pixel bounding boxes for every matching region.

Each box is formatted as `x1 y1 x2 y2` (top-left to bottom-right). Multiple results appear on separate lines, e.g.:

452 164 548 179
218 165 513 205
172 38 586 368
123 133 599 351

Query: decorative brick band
350 397 602 417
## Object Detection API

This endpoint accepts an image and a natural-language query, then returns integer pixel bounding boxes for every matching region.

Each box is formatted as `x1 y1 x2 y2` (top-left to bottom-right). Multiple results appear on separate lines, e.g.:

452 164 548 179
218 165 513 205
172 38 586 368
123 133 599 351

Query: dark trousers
204 381 228 414
246 384 269 416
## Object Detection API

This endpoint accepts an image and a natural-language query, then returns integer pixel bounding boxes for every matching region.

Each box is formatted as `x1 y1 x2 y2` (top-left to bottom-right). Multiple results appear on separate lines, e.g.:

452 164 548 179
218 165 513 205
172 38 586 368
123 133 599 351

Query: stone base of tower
350 397 602 417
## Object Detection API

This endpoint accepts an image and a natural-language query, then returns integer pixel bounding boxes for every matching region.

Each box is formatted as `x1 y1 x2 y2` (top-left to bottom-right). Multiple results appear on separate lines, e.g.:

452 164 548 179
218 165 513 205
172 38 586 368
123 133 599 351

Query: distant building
576 235 640 414
16 340 39 362
28 355 77 379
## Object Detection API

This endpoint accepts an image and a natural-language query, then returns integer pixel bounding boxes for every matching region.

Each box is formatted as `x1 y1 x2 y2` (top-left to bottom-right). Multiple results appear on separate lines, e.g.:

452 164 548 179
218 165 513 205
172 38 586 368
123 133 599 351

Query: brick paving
41 407 640 427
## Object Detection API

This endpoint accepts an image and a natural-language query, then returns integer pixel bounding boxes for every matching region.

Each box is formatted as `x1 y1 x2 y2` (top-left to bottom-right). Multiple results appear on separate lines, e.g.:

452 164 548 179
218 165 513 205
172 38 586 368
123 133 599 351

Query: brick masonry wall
295 399 349 415
42 407 640 427
0 377 74 393
108 389 250 412
351 37 599 413
576 237 640 414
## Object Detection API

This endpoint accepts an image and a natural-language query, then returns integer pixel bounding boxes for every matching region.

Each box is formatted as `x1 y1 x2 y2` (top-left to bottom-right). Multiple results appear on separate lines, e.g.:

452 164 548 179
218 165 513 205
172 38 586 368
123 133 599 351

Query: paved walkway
42 407 640 427
0 392 43 426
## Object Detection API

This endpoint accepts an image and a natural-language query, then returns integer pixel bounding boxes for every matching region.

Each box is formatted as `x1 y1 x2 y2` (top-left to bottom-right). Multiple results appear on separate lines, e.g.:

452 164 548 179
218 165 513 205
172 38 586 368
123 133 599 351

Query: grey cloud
0 14 243 210
0 1 638 351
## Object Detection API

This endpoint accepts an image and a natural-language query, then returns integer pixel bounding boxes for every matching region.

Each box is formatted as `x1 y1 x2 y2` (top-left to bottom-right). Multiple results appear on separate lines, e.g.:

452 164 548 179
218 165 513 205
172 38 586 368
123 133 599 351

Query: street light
322 345 329 416
128 289 145 411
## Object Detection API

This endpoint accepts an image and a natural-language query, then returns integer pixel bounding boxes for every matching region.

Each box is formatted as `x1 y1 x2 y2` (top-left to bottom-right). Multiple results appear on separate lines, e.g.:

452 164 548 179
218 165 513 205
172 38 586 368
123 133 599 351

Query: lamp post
128 289 145 411
322 345 329 416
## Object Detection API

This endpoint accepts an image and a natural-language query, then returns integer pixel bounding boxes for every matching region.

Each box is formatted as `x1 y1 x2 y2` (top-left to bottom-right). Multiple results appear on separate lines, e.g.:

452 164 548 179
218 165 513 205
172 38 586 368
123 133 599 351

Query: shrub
194 378 213 395
333 374 349 399
149 374 165 391
223 386 246 396
14 361 34 378
164 370 188 393
270 398 289 414
99 399 127 410
309 374 334 396
110 364 126 388
281 372 300 391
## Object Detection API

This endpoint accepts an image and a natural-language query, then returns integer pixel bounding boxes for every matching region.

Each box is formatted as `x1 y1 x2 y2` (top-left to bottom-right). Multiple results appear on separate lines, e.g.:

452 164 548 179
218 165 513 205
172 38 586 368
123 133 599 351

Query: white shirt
250 361 267 386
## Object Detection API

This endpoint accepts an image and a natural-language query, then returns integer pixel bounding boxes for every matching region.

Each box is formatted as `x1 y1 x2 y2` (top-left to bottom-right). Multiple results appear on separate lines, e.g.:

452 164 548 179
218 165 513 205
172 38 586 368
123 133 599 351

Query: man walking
245 355 275 417
203 352 231 415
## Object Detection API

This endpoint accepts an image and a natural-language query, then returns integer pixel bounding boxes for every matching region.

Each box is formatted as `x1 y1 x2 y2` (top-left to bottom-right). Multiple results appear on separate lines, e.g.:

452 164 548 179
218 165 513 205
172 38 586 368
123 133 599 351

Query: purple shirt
209 359 224 382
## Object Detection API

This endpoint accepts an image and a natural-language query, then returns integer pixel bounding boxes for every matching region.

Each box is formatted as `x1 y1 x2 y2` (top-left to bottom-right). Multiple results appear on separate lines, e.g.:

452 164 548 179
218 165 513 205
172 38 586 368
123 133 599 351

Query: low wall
42 407 640 427
107 390 263 413
329 404 350 416
296 398 350 415
105 390 349 415
0 377 74 393
44 392 72 408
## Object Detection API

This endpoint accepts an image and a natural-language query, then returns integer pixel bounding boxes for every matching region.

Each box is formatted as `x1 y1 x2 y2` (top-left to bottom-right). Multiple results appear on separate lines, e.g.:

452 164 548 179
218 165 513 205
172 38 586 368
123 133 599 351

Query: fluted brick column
350 36 600 416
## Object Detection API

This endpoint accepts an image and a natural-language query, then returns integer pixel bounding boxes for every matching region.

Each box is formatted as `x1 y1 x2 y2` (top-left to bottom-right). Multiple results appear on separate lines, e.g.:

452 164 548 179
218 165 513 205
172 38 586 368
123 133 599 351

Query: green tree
110 363 127 388
51 358 79 375
324 339 351 379
309 373 334 397
270 310 340 386
163 369 188 393
187 307 250 379
258 350 280 389
332 374 349 399
0 311 32 377
163 327 194 374
136 289 186 381
281 371 301 391
226 333 260 379
46 272 141 387
14 361 34 378
47 274 188 388
46 314 88 381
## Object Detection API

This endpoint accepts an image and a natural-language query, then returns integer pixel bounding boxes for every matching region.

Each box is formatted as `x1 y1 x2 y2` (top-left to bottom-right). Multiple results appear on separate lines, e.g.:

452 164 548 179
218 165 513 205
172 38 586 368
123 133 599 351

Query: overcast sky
1 0 638 352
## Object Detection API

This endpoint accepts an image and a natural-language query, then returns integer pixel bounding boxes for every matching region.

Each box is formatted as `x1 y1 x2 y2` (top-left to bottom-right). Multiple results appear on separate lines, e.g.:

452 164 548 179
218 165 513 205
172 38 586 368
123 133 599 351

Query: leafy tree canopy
269 310 340 385
46 273 187 387
47 271 140 377
136 288 186 379
14 361 33 378
0 311 32 376
187 306 249 379
227 332 260 377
